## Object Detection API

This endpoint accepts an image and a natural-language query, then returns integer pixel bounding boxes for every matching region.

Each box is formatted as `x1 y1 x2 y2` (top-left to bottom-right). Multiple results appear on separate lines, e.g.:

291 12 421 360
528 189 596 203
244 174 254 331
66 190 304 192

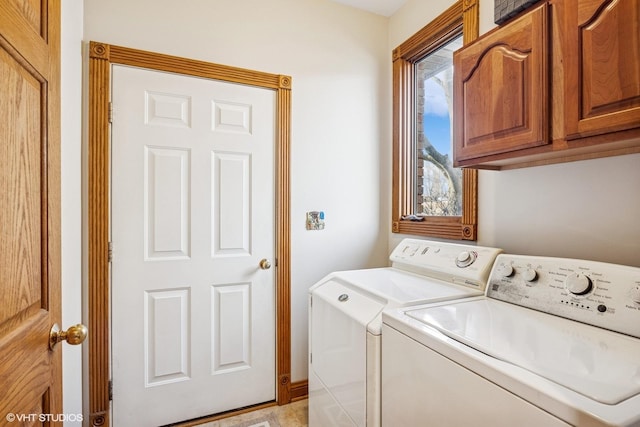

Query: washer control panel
390 239 503 290
487 254 640 338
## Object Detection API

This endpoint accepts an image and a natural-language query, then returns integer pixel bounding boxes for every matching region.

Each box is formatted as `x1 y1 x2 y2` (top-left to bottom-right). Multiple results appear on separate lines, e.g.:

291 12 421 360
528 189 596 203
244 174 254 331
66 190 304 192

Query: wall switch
306 211 325 230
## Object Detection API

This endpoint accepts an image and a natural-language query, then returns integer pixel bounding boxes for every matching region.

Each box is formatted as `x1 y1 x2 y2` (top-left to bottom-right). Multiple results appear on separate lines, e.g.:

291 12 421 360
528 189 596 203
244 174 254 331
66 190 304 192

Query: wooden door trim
87 41 292 426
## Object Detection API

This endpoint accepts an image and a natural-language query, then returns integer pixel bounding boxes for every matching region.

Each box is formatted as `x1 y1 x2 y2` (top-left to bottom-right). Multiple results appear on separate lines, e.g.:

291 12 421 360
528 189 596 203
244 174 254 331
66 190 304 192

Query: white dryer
308 239 503 426
382 254 640 426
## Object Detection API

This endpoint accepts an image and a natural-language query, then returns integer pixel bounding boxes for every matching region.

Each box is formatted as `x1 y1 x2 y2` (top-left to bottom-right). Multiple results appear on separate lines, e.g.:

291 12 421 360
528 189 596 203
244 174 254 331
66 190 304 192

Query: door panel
0 0 61 422
213 152 251 255
0 46 43 324
212 283 251 373
145 146 191 260
111 65 276 426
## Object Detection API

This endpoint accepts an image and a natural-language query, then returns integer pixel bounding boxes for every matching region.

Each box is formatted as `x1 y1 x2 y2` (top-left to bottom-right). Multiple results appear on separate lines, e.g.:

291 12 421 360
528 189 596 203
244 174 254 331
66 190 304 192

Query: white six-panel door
111 65 276 426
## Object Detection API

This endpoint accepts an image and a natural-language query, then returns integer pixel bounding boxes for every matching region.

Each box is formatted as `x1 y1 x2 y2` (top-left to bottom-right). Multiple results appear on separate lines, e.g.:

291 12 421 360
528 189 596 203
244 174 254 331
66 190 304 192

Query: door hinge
108 102 113 123
109 380 113 401
310 353 312 364
108 242 113 263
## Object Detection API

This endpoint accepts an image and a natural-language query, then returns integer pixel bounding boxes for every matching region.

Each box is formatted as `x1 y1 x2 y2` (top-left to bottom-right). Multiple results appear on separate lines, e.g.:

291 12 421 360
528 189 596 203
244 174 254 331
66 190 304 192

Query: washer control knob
455 251 476 268
523 268 538 282
499 264 515 278
630 286 640 304
566 273 593 296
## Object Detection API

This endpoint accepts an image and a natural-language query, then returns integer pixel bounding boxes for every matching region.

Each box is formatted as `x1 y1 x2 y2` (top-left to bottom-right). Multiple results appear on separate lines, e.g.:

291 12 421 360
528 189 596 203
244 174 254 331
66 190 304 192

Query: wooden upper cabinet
451 0 640 169
453 3 549 164
565 0 640 139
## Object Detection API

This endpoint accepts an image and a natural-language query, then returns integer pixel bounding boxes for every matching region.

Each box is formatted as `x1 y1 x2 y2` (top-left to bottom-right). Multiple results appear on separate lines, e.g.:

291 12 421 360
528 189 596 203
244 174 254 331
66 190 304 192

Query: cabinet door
453 3 549 164
565 0 640 140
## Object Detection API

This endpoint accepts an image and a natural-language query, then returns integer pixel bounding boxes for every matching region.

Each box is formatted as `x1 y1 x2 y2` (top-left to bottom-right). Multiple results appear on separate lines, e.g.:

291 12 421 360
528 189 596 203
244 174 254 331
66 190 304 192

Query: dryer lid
335 268 483 307
407 299 640 405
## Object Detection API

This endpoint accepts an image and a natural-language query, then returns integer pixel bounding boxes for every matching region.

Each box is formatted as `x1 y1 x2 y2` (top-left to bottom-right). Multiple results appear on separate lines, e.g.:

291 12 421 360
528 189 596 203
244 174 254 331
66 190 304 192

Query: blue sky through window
423 113 451 156
423 77 451 159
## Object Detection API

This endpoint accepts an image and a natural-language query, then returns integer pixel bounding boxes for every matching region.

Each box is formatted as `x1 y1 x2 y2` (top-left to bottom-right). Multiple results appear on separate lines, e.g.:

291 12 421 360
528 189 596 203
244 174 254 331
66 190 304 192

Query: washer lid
336 268 483 307
406 299 640 405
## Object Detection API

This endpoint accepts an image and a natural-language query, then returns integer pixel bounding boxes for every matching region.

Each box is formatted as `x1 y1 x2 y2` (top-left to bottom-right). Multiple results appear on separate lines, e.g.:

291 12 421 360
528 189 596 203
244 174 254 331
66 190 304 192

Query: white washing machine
308 239 503 426
382 254 640 427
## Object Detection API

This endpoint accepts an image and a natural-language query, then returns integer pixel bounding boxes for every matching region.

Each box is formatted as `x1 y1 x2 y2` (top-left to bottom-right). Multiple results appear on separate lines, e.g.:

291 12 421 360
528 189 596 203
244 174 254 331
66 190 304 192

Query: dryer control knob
630 286 640 304
566 273 593 296
455 251 476 268
523 268 538 282
499 264 515 278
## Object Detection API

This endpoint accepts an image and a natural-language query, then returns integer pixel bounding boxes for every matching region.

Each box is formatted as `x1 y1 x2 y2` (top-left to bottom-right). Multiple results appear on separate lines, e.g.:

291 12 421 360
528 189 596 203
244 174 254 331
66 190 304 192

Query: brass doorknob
49 323 88 350
259 259 271 270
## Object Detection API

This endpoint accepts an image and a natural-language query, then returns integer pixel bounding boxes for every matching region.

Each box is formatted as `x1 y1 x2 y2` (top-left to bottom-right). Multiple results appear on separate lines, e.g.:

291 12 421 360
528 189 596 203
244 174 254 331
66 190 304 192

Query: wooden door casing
87 42 292 427
0 0 62 422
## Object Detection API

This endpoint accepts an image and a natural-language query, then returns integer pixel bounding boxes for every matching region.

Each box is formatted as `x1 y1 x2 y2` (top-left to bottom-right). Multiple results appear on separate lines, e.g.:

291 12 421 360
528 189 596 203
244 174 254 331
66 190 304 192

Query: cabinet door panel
454 3 549 163
566 0 640 139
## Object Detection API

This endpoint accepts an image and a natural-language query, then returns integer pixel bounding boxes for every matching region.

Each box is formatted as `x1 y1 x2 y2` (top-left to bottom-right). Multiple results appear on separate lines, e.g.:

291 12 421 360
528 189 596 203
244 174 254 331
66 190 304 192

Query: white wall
480 154 640 265
389 0 453 47
82 0 390 383
61 0 84 424
390 0 640 268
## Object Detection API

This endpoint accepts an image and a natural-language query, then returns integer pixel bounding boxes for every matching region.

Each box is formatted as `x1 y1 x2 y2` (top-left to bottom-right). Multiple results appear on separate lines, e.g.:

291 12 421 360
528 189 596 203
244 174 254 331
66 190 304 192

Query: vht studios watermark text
6 413 83 423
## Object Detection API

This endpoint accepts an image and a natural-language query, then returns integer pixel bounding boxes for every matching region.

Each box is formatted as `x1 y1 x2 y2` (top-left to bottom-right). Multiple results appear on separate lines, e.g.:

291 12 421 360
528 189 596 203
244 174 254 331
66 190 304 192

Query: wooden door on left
0 0 63 424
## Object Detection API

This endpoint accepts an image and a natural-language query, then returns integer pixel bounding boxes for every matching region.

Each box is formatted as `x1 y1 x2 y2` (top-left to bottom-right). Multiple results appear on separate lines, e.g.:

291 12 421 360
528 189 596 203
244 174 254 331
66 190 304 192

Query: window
392 0 479 240
416 35 463 216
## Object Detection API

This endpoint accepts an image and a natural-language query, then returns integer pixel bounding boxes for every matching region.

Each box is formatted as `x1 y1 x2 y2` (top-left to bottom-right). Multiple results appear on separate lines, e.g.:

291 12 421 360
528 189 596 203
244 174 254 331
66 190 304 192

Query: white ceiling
329 0 408 17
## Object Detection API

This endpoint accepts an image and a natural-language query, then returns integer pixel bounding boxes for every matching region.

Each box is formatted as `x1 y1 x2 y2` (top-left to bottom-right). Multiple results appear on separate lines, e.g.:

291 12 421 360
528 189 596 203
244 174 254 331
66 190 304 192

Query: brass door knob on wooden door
49 323 88 350
259 259 271 270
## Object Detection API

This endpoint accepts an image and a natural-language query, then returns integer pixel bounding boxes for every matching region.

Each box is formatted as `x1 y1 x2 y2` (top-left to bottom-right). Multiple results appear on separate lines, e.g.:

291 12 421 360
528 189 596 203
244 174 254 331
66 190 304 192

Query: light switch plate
306 211 325 230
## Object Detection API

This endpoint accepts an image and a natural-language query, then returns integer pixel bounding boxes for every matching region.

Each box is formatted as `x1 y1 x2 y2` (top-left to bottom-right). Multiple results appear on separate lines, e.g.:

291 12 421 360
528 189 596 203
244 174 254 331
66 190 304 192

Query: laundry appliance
382 254 640 426
308 238 503 426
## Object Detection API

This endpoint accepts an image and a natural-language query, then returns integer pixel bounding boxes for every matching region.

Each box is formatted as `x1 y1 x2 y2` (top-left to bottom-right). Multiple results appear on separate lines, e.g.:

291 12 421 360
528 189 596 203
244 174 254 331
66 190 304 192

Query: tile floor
196 399 308 427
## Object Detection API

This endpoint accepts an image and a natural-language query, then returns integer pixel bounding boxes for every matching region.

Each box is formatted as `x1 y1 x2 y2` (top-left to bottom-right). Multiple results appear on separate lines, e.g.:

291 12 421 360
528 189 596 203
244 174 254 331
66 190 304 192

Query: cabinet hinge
108 242 113 263
108 102 113 123
109 380 113 401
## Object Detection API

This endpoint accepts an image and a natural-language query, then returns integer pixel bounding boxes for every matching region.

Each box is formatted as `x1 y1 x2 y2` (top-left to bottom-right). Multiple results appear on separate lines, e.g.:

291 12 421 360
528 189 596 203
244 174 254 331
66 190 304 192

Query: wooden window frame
392 0 480 240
